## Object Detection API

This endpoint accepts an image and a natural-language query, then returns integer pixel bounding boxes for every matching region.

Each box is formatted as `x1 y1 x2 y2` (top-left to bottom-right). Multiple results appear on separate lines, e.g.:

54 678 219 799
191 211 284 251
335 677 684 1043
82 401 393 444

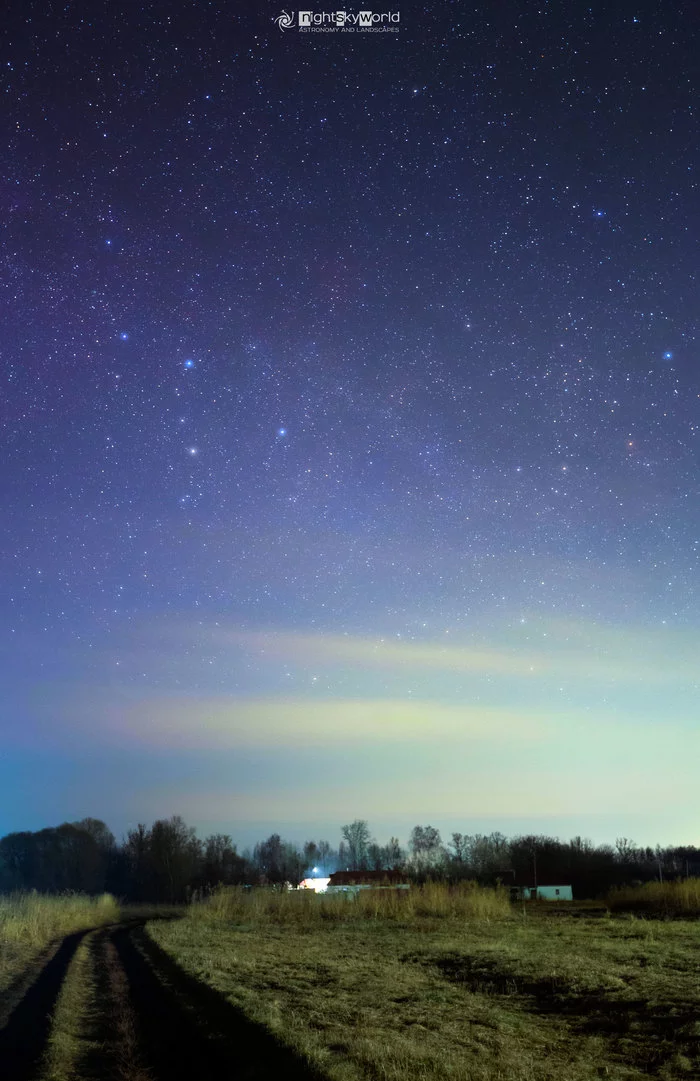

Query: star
2 0 697 865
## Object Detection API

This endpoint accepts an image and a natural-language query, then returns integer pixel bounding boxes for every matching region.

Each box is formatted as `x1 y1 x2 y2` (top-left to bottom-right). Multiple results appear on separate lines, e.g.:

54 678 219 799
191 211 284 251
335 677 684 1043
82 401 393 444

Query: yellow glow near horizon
107 696 552 748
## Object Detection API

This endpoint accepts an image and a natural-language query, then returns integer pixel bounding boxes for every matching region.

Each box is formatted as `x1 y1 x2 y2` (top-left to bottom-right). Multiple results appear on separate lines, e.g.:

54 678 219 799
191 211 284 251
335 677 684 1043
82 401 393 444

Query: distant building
299 876 330 892
510 884 573 901
325 870 410 895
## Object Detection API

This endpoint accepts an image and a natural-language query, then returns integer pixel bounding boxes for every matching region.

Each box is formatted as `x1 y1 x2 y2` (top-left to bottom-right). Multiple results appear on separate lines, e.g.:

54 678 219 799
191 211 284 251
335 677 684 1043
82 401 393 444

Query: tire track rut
0 928 90 1081
0 920 324 1081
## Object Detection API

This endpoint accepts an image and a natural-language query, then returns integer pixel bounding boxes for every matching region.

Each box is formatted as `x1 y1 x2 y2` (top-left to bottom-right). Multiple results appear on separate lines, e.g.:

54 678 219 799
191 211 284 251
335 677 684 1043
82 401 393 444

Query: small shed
511 884 573 901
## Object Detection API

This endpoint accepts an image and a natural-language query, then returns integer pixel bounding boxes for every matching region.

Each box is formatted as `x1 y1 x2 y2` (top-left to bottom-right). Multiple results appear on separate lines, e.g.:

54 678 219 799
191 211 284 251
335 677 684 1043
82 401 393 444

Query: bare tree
303 840 320 871
450 832 469 863
202 834 246 887
316 839 334 872
367 842 383 870
382 836 405 869
615 837 638 863
408 825 445 874
253 834 304 884
149 816 201 902
341 820 371 870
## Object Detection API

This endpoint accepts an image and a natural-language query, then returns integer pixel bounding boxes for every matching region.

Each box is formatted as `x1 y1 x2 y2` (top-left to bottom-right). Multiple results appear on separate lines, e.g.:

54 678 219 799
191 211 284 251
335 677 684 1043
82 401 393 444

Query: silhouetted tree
149 816 201 902
382 836 405 869
450 832 469 864
72 818 116 851
253 834 304 885
367 842 383 870
316 839 335 872
124 823 151 901
303 841 320 873
0 831 36 891
4 816 699 902
201 834 247 888
341 820 372 870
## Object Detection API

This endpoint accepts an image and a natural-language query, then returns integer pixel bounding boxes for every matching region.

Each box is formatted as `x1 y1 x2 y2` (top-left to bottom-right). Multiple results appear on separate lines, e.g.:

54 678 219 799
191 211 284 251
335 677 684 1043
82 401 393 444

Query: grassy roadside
148 888 700 1081
0 892 120 1000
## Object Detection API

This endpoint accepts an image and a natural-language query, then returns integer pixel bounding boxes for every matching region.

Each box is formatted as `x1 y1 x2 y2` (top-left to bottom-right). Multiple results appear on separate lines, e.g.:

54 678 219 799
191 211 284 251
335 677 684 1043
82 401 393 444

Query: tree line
0 816 698 903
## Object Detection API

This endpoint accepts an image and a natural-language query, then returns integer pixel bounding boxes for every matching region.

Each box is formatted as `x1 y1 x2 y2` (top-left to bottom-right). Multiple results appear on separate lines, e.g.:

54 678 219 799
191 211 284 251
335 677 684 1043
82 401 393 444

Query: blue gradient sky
1 1 698 850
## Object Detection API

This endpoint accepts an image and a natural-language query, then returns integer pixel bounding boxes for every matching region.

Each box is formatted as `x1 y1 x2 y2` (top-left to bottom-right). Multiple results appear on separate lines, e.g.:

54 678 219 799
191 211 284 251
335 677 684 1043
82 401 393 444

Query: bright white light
299 877 330 893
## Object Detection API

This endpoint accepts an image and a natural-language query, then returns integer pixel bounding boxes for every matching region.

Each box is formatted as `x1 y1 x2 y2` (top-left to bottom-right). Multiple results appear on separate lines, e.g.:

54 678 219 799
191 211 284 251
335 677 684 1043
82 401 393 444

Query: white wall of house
520 885 572 900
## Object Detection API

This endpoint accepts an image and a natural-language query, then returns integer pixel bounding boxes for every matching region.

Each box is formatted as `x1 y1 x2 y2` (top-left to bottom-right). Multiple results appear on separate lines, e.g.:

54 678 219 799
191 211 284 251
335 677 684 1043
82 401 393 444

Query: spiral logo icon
274 11 295 29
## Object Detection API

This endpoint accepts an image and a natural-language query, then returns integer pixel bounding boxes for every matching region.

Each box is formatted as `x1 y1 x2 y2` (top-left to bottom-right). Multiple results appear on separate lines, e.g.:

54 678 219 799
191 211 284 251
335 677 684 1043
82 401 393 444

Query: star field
0 1 698 844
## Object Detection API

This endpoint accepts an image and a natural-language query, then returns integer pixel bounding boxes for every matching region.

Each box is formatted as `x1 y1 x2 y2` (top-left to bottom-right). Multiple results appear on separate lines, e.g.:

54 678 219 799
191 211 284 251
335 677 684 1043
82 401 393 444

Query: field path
0 919 324 1081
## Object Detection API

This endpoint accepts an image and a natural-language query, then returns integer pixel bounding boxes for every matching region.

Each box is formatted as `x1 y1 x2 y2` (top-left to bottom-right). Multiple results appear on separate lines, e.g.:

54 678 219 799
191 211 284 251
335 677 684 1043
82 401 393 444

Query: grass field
607 878 700 917
194 879 511 924
0 891 120 1000
148 884 700 1081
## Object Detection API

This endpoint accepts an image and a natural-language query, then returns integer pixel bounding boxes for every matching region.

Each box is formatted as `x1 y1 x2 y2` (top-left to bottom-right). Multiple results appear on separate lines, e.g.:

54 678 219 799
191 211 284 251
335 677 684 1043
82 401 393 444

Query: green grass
607 877 700 917
148 887 700 1081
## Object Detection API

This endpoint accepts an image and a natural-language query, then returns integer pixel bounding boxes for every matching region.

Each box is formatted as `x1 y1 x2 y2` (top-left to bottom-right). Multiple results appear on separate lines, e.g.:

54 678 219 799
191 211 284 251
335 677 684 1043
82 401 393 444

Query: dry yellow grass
0 891 120 946
148 890 700 1081
607 877 700 917
194 880 511 925
0 891 120 1000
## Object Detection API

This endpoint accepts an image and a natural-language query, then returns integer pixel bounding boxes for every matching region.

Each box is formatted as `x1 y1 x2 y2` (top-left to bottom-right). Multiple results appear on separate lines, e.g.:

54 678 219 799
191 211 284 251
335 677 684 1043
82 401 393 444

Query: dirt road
0 920 323 1081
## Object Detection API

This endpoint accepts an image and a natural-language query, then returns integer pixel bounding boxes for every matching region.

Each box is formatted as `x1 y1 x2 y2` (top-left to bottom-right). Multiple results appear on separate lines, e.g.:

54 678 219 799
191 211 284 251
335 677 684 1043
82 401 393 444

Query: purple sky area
1 0 698 851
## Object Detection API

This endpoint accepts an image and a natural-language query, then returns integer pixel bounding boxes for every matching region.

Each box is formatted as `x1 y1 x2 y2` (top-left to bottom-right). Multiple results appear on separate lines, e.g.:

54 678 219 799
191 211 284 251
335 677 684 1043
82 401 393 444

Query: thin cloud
100 696 550 750
223 625 697 685
227 629 548 676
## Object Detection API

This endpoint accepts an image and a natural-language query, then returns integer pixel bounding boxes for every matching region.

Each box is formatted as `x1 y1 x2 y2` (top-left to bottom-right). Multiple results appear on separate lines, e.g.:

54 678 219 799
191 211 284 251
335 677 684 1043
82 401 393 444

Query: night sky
1 1 698 849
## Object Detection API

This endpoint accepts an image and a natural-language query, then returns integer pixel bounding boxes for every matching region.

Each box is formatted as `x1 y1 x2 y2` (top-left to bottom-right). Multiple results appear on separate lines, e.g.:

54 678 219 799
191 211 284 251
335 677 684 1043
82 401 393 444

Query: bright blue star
662 351 673 360
184 359 195 369
594 209 606 218
277 427 287 438
119 332 130 341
